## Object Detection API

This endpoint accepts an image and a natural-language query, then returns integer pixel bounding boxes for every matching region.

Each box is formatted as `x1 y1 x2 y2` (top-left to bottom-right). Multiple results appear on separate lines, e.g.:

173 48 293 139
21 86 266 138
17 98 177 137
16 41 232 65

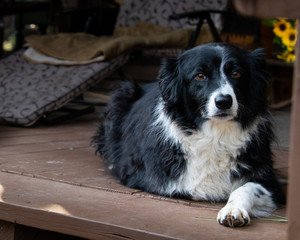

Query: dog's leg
217 182 276 227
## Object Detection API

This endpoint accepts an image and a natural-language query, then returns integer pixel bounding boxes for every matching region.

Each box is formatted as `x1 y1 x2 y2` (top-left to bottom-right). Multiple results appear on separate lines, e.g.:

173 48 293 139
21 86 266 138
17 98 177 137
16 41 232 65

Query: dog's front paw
217 206 250 227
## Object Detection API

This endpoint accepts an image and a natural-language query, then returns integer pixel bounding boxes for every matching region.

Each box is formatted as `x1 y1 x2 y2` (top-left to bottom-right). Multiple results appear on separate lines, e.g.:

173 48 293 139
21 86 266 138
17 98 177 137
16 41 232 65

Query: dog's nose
215 94 233 110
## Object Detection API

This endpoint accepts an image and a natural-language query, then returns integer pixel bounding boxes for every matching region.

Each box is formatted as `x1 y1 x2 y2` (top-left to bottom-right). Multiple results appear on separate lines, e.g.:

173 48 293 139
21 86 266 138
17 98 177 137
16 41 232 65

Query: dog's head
159 43 269 128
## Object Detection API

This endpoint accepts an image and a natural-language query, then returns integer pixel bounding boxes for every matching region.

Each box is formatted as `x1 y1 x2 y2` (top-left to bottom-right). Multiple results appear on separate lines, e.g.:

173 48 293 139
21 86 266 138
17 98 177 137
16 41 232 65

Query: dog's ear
249 48 269 90
158 58 181 105
250 48 266 68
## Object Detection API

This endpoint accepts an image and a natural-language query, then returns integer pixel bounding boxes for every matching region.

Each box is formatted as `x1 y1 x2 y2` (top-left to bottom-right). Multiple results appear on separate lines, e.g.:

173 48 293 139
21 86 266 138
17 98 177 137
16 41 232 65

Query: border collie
92 43 285 227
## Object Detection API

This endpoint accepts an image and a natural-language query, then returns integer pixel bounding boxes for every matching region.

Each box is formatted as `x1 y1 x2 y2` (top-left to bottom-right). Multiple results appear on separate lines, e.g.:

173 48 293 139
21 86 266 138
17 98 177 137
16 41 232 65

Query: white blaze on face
205 45 239 120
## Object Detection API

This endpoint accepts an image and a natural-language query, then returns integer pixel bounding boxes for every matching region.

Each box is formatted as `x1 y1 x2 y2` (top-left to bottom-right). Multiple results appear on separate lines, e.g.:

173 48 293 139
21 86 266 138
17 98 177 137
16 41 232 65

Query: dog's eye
231 71 241 79
195 73 206 81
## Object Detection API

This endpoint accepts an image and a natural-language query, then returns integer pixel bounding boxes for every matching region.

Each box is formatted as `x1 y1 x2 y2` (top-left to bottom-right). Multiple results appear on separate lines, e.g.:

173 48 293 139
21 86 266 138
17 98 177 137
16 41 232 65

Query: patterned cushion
115 0 228 30
0 50 129 126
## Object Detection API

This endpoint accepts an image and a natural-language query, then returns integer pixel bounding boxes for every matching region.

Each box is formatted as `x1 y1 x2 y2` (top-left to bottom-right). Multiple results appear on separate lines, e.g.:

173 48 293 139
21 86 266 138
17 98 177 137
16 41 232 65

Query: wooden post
287 20 300 240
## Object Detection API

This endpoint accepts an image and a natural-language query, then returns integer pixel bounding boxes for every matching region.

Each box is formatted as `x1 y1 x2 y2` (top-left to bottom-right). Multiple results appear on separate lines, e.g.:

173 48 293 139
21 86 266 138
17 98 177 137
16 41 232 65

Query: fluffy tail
91 81 143 161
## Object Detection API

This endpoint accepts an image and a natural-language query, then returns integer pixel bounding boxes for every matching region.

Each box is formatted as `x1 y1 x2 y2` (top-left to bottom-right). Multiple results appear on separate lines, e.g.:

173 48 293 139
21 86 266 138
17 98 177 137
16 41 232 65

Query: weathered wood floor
0 108 288 240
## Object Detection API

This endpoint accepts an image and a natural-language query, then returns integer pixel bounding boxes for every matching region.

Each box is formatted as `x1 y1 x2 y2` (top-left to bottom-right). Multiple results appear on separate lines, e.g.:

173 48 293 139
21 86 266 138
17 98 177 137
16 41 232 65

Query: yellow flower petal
286 53 296 63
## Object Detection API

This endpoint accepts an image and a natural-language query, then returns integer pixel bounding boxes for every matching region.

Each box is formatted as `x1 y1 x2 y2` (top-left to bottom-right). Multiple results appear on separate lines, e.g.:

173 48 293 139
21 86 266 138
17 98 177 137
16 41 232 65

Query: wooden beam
287 19 300 240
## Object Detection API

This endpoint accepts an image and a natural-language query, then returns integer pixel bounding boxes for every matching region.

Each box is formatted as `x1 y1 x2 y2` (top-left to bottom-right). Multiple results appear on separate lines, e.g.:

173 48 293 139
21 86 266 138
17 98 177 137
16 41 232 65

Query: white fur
153 100 265 201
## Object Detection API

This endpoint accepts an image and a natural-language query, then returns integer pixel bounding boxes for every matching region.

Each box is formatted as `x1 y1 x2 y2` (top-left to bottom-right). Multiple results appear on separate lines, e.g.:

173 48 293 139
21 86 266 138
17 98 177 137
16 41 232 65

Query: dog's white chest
154 101 260 200
175 120 251 201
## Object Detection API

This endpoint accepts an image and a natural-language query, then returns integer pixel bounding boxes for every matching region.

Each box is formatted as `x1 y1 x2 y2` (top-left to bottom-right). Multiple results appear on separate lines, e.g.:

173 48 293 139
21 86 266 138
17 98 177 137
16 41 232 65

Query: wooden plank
0 110 99 138
0 128 93 140
0 131 92 147
0 172 287 240
0 139 89 156
0 220 15 240
0 146 138 194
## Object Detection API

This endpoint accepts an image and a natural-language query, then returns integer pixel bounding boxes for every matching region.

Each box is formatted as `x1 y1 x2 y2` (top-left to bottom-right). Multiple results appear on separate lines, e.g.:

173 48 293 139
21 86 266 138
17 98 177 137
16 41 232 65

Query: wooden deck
0 108 289 239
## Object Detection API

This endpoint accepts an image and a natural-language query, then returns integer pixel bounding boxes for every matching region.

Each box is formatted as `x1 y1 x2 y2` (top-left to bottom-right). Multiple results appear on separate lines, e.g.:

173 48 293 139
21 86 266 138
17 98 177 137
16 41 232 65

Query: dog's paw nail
217 207 250 228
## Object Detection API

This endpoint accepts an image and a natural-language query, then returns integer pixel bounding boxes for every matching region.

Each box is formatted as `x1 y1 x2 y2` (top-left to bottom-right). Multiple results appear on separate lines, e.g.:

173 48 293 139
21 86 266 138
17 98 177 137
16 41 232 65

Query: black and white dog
92 43 285 227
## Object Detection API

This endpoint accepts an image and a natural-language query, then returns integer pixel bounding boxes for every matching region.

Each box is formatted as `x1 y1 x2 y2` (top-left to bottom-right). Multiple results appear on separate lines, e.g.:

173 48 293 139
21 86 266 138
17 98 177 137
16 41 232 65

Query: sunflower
281 28 297 51
273 18 291 38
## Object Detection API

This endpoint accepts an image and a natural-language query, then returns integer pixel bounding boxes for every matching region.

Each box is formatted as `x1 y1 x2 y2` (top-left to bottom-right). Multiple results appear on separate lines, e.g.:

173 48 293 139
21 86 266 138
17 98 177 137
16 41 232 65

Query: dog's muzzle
206 83 238 120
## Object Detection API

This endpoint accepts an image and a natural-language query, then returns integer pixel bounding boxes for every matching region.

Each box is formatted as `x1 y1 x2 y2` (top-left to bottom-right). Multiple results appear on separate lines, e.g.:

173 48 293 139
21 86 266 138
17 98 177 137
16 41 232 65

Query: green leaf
262 19 277 27
273 36 282 45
